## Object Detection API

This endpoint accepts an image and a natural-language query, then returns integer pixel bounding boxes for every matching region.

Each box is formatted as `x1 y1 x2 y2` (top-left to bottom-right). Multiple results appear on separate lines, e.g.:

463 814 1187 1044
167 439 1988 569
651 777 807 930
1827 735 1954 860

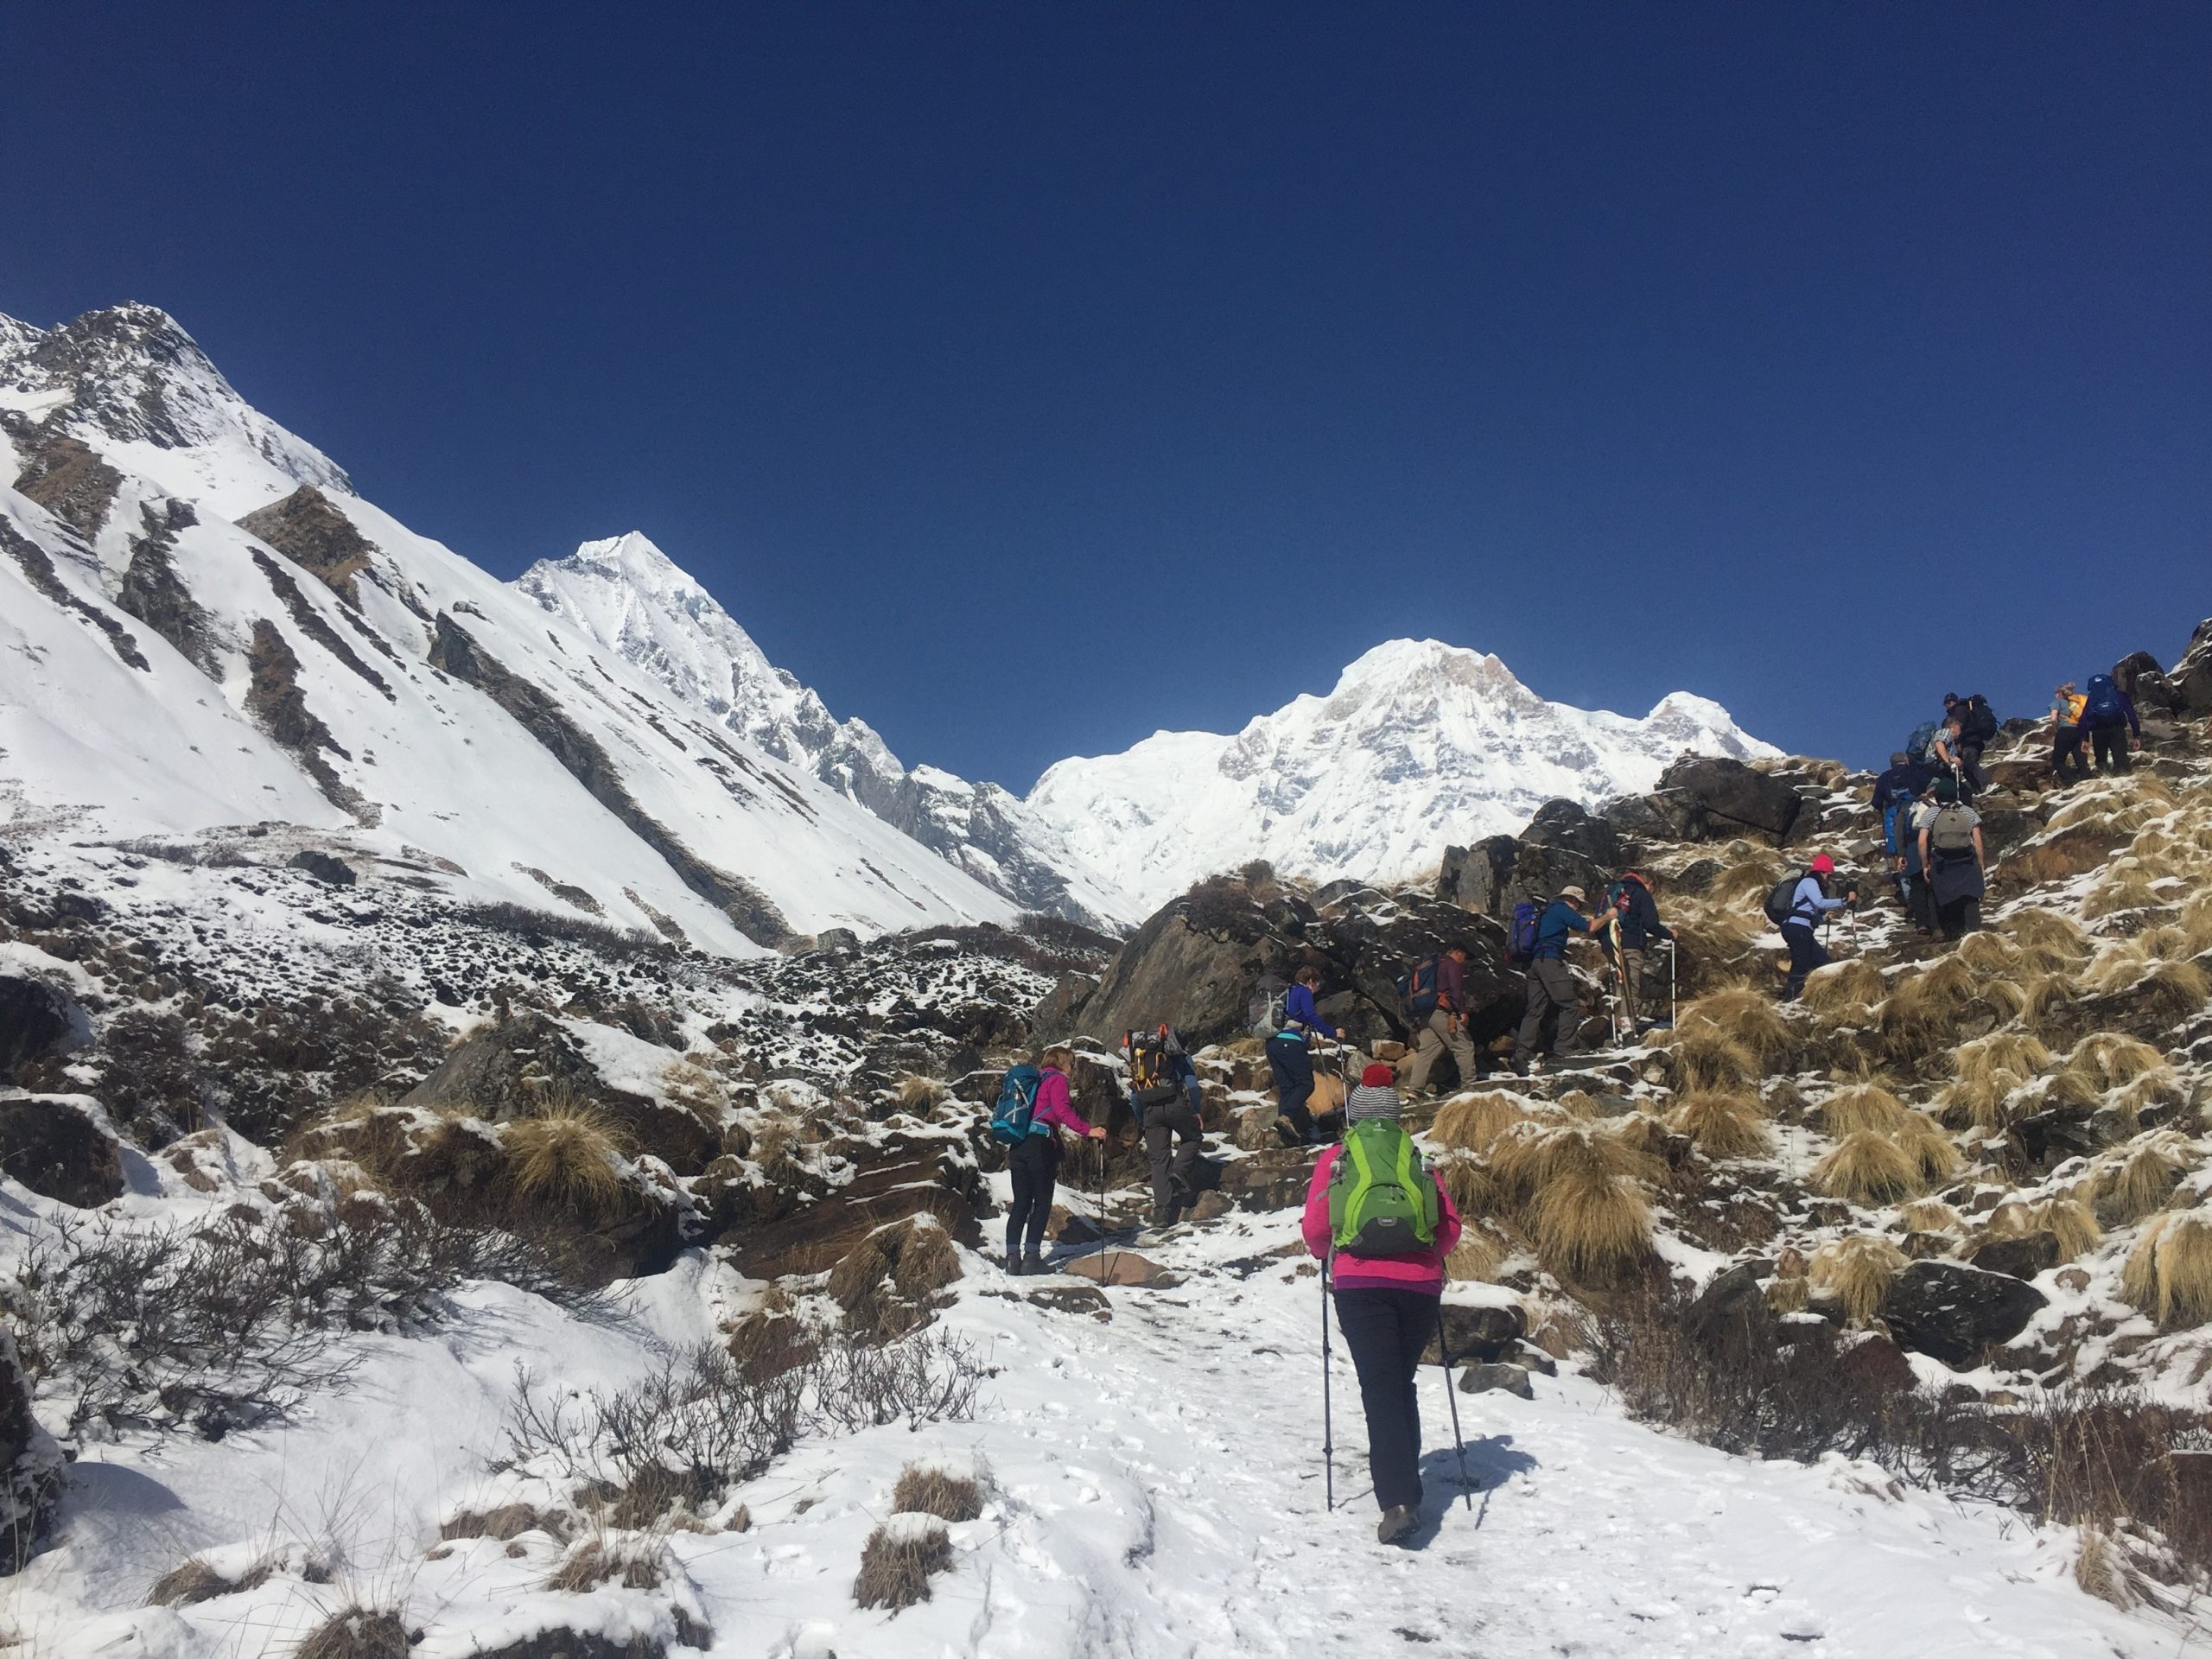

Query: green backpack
1327 1119 1442 1256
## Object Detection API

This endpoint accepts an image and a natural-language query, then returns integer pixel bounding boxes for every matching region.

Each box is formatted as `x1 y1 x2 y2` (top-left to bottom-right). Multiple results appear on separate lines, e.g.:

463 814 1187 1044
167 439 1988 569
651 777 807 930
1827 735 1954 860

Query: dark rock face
1654 756 1802 844
0 976 90 1082
0 518 150 672
236 485 377 604
1683 1261 1775 1347
117 499 218 676
429 613 791 947
1879 1261 2047 1369
1967 1231 2061 1281
1427 1302 1527 1366
400 1011 616 1121
1521 798 1624 869
0 1095 124 1208
2173 618 2212 719
1 1329 62 1573
2111 650 2182 716
245 619 370 819
9 429 124 541
1458 1362 1534 1398
289 850 359 887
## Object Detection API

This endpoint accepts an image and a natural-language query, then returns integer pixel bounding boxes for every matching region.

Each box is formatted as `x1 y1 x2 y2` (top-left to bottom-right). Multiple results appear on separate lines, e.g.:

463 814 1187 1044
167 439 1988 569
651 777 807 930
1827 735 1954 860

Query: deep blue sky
6 3 2207 787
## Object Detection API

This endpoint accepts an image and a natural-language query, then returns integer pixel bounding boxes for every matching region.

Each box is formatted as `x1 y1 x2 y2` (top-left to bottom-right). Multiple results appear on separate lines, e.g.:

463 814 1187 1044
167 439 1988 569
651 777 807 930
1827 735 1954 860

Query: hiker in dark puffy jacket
1872 751 1931 817
1603 872 1673 1032
1401 946 1478 1096
1511 886 1602 1073
1872 751 1929 906
1127 1025 1205 1228
1942 692 1996 798
2082 677 2141 775
1301 1066 1464 1547
1006 1046 1108 1275
1779 855 1857 1001
1916 776 1986 941
1268 966 1336 1147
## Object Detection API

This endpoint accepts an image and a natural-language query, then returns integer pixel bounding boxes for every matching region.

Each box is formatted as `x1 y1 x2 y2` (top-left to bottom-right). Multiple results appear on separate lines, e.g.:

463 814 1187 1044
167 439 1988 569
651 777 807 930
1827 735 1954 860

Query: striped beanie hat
1347 1079 1402 1125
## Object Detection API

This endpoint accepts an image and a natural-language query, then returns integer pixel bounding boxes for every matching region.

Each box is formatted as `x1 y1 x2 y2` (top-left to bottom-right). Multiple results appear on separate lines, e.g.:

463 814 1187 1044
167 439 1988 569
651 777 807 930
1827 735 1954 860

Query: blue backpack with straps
990 1065 1043 1144
2082 674 2125 727
1509 899 1541 962
1905 721 1939 765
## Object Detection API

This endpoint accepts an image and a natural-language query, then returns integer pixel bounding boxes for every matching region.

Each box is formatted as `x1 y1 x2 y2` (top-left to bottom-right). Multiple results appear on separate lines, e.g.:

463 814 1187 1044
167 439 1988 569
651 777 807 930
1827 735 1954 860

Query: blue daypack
990 1065 1043 1144
1905 721 1939 765
1883 798 1911 856
1510 899 1541 963
2082 674 2125 728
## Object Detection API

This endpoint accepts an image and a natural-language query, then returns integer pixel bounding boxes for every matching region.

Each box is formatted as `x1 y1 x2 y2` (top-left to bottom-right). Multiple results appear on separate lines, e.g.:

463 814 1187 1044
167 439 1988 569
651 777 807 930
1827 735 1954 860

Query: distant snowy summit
2 299 1773 943
1024 638 1777 913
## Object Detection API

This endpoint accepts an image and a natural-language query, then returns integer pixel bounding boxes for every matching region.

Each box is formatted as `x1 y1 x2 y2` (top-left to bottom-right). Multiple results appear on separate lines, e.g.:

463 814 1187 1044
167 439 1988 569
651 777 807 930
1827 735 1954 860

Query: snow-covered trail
13 1203 2191 1659
717 1209 2184 1659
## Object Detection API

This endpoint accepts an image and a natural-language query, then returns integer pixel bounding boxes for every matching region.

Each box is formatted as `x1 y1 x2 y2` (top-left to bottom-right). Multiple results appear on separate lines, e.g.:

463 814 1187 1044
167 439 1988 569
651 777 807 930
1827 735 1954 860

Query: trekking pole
1435 1305 1472 1510
1321 1249 1336 1512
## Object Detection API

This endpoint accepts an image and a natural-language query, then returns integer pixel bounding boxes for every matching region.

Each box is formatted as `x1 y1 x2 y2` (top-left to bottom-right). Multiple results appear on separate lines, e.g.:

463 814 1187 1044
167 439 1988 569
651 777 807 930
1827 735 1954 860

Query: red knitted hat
1361 1063 1395 1088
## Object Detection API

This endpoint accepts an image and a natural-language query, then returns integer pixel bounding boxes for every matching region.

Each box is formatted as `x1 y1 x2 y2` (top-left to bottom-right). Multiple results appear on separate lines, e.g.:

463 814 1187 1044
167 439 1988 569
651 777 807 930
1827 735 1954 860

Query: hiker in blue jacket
1510 885 1604 1075
1780 854 1858 1001
1268 965 1337 1146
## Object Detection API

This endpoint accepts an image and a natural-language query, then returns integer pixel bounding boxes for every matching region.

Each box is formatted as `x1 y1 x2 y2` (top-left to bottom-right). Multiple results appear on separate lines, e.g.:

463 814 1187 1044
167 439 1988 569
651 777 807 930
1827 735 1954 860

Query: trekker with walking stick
1301 1066 1464 1546
1001 1046 1108 1275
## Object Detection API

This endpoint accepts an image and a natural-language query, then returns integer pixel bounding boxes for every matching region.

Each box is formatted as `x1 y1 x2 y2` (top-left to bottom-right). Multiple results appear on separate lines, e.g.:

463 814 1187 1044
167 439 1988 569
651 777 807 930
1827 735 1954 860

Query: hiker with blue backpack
2079 672 2141 775
992 1045 1108 1275
1397 946 1478 1097
1510 886 1607 1075
1872 750 1932 912
1268 965 1339 1147
1127 1024 1206 1227
1303 1065 1465 1546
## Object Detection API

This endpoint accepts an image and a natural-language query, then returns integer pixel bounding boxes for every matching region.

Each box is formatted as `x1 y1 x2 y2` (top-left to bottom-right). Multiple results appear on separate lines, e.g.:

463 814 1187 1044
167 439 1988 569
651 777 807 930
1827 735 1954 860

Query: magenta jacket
1301 1145 1464 1292
1027 1068 1093 1137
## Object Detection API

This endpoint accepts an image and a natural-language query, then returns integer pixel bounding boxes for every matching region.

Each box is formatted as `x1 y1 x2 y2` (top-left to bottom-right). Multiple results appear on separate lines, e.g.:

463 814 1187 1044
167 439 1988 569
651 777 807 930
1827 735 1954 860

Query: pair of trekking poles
1319 1249 1472 1516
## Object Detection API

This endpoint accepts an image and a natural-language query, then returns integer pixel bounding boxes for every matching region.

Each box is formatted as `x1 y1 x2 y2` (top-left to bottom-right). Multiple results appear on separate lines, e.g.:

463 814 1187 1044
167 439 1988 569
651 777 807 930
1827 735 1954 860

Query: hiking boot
1005 1252 1028 1276
1376 1504 1419 1546
1273 1115 1302 1147
1149 1206 1178 1230
1021 1253 1046 1276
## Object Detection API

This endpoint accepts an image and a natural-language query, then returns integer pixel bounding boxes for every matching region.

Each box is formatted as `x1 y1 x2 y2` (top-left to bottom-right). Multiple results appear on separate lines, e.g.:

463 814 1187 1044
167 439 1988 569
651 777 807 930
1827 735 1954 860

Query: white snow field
6 1168 2178 1659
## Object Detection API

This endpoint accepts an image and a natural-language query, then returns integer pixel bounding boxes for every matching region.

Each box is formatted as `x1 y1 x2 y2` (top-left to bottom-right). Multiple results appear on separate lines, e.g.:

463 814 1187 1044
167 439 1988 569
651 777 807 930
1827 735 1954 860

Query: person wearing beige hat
1510 885 1605 1075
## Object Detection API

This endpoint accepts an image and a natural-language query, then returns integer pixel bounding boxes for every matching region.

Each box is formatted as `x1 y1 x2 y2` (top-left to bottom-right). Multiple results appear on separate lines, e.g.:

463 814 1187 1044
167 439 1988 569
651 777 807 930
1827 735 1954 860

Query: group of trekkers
982 671 2149 1540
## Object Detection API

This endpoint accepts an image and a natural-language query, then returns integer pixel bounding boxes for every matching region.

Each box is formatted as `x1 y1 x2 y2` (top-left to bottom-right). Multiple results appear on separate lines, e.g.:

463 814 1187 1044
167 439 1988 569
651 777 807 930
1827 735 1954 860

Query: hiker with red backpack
992 1045 1108 1275
1302 1065 1465 1547
1768 855 1859 1001
1397 945 1478 1097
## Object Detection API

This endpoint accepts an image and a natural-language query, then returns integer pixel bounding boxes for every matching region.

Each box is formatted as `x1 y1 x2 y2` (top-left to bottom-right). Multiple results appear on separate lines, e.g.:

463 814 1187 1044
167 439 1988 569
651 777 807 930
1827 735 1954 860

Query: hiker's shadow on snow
1415 1434 1535 1537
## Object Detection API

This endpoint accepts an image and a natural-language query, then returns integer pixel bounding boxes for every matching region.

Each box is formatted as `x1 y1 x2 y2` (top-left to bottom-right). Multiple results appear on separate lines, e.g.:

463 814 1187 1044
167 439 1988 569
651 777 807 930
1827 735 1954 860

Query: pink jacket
1301 1144 1463 1293
1028 1068 1093 1137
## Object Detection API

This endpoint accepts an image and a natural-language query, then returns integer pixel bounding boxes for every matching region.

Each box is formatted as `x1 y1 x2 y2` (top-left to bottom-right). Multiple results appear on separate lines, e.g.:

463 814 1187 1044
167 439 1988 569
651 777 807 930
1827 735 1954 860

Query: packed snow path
16 1203 2189 1659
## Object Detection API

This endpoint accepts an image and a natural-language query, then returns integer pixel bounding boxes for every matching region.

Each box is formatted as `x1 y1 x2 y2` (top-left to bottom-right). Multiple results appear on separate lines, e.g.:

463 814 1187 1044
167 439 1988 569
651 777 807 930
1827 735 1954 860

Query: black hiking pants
2089 723 2133 773
2053 726 2087 783
1005 1134 1059 1262
1957 741 1988 800
1267 1034 1316 1140
1334 1285 1435 1514
1144 1097 1204 1217
1781 923 1827 1001
1512 958 1579 1064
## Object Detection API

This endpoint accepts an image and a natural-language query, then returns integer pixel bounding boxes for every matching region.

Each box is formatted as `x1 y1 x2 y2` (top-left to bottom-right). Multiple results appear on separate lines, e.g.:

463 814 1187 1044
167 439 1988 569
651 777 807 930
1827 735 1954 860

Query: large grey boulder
1654 756 1803 844
0 976 90 1084
2172 618 2212 719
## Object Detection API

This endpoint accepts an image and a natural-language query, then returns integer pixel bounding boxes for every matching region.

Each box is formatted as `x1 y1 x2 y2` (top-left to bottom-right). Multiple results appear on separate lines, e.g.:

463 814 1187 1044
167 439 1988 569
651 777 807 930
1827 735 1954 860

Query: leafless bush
500 1329 988 1525
12 1204 598 1440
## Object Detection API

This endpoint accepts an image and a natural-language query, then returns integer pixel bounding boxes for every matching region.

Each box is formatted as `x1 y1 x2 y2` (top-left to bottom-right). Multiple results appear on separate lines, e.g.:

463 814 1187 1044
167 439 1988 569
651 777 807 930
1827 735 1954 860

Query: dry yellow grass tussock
1666 1090 1773 1160
1677 988 1796 1068
1876 954 2024 1056
2081 936 2211 1011
1808 1234 1906 1324
1937 1032 2052 1131
503 1097 632 1211
2121 1212 2212 1327
1434 1152 1501 1221
1980 1195 2100 1261
1429 1090 1533 1153
1708 853 1792 912
1811 1130 1923 1204
1893 1112 1962 1182
2043 774 2173 838
894 1075 950 1113
1489 1120 1666 1205
1525 1164 1655 1278
1821 1083 1914 1137
1897 1198 1964 1233
1668 1025 1760 1091
2081 860 2169 921
1445 1222 1510 1282
891 1464 985 1522
1952 931 2026 978
2088 1132 2200 1224
1798 958 1886 1019
1997 906 2093 967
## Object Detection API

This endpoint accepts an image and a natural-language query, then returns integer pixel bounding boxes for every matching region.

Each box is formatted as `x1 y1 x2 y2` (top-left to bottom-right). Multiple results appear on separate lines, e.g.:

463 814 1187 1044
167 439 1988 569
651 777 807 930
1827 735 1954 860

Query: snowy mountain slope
1025 638 1778 912
519 533 1140 930
0 305 1020 950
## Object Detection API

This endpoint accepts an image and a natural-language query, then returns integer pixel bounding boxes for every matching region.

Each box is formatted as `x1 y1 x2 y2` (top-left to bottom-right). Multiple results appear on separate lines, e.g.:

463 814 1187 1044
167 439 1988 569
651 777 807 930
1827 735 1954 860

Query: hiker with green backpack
1302 1065 1465 1547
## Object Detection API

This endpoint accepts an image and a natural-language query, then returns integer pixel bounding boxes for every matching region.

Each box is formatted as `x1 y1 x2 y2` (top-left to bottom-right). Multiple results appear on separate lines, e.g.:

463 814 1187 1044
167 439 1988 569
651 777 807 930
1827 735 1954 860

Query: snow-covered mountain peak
1026 639 1777 912
0 302 352 513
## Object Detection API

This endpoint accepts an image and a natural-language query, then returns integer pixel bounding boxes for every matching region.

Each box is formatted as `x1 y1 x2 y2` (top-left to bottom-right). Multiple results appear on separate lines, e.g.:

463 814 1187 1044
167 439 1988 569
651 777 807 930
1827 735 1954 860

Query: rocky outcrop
0 518 150 672
0 976 90 1083
1650 756 1803 845
237 485 376 604
251 550 394 698
429 613 791 946
0 1094 124 1208
400 1011 624 1121
1879 1261 2047 1369
245 619 371 818
116 499 218 676
8 429 124 541
2172 617 2212 719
